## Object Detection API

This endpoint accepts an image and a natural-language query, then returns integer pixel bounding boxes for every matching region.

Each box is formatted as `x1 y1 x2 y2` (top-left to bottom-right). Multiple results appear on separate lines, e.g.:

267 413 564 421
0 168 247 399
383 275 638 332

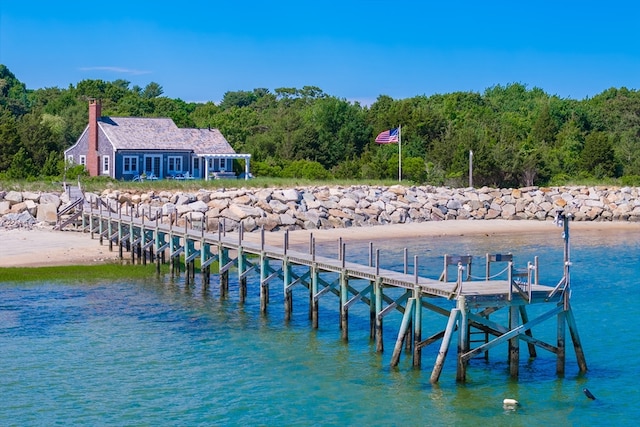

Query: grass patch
1 176 407 194
0 262 167 283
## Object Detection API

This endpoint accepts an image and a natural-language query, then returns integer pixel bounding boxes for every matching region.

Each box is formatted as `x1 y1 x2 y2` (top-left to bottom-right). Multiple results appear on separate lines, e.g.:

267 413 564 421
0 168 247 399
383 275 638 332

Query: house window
168 156 183 173
67 155 74 164
208 158 228 171
102 155 110 174
123 156 138 174
79 155 86 166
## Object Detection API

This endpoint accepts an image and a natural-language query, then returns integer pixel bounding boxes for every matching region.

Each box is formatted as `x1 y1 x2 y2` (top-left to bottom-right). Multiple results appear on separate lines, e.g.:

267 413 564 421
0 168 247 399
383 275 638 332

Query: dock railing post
260 227 269 314
129 206 135 264
284 230 292 322
311 237 319 328
456 296 469 382
340 242 348 341
404 248 408 275
98 201 103 245
238 223 247 303
375 249 383 352
413 256 422 368
108 205 113 252
219 220 228 297
118 203 123 260
155 216 161 274
369 242 375 340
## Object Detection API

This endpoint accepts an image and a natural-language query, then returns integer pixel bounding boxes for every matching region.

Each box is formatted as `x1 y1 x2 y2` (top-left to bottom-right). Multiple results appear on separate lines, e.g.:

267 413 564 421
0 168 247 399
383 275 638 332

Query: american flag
375 128 399 144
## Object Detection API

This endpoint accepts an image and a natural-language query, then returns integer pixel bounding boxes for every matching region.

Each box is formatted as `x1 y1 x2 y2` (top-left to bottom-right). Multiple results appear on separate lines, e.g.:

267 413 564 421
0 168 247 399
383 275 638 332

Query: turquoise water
1 225 639 426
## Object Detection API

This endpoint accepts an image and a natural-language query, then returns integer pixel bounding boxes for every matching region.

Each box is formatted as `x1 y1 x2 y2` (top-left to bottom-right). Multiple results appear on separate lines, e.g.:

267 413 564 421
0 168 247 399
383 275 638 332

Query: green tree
0 108 20 171
142 82 163 99
6 147 35 179
580 131 617 178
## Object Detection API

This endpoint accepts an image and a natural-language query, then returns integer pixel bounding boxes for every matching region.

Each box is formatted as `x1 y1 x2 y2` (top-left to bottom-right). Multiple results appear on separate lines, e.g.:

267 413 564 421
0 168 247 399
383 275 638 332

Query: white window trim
123 155 138 174
168 156 183 173
102 155 110 174
67 155 74 163
79 155 86 166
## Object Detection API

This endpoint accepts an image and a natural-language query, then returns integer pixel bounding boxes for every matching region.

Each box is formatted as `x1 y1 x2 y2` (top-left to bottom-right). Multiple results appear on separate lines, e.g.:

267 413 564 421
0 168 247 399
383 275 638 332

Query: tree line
1 63 639 187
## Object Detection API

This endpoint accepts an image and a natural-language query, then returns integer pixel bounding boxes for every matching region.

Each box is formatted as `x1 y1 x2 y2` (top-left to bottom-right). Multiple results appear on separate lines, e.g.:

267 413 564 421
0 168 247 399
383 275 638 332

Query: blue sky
1 1 639 105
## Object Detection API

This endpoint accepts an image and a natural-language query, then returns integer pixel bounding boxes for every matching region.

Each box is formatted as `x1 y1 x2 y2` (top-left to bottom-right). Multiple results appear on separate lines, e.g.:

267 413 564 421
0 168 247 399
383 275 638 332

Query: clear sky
1 1 639 105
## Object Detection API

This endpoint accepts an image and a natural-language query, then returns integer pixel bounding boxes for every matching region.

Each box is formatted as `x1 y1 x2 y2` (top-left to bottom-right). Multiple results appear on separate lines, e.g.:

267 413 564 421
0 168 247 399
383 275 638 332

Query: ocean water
1 224 639 426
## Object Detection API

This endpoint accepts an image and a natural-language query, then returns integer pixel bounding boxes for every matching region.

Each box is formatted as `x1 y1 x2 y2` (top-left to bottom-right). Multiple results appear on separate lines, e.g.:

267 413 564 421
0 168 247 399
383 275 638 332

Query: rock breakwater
1 185 640 231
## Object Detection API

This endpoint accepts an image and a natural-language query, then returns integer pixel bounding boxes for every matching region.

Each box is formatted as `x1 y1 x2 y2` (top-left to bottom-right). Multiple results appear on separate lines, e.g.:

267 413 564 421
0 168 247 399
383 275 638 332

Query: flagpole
469 150 473 188
398 125 402 182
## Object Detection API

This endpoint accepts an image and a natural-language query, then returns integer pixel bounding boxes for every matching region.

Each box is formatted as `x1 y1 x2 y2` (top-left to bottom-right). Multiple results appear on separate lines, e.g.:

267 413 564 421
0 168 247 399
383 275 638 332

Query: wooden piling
557 307 566 376
413 259 422 368
369 242 375 340
391 298 414 366
284 231 292 322
375 276 383 353
80 205 586 384
340 242 348 341
565 303 588 373
311 263 319 329
431 309 460 383
456 296 469 382
509 304 520 378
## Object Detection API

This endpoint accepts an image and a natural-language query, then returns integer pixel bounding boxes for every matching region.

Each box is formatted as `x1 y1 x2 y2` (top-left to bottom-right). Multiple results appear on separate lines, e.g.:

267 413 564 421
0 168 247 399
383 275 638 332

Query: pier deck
75 201 587 383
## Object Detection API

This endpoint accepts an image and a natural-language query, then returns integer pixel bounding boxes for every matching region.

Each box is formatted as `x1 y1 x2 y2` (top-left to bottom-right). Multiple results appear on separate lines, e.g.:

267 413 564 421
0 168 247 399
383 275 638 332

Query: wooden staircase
55 182 86 230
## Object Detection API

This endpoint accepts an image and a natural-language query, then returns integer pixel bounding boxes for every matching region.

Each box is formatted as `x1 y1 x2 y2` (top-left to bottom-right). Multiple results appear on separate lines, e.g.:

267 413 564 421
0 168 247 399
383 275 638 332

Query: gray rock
4 191 23 204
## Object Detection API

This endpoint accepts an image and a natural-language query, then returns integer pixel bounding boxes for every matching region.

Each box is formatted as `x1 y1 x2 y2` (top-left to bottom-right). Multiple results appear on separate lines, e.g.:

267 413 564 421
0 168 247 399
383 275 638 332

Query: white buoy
503 398 519 407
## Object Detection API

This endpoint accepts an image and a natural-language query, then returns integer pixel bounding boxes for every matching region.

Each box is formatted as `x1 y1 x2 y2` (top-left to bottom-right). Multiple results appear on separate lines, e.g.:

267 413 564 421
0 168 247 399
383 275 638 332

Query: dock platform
73 199 587 382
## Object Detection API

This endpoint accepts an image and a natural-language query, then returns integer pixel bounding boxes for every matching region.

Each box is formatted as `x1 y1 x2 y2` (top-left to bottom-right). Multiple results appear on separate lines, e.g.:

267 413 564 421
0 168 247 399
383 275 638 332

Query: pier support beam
566 304 588 373
340 273 349 341
519 305 537 358
284 258 292 322
219 246 229 298
260 253 269 314
413 288 422 368
390 297 415 366
456 296 469 382
431 308 460 383
509 304 520 378
311 264 319 329
375 278 384 353
557 308 566 376
238 248 247 303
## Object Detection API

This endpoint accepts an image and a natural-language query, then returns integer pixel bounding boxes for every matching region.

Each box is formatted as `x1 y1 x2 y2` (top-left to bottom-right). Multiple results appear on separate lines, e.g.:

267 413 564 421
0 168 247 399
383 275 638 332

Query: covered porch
195 153 252 181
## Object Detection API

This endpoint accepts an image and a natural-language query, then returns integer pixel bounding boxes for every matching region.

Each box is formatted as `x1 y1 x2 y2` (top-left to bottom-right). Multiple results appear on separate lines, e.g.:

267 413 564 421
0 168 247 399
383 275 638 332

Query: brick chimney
87 99 101 176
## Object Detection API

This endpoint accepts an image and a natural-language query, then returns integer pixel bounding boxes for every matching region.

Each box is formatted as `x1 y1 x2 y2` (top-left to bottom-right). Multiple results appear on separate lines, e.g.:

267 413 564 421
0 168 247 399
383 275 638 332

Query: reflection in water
0 227 638 425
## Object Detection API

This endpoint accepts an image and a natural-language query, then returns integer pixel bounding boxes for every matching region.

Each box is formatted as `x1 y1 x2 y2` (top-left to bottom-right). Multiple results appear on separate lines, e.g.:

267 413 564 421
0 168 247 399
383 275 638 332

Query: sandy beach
1 220 639 268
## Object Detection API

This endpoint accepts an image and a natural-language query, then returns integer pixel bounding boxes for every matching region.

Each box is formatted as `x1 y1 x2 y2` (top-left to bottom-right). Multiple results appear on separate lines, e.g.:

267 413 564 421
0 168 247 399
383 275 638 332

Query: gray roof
98 117 236 155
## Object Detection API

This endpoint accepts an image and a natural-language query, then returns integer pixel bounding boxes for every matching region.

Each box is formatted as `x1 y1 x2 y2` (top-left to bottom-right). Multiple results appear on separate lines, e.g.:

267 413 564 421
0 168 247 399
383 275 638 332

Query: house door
144 155 162 178
193 157 200 178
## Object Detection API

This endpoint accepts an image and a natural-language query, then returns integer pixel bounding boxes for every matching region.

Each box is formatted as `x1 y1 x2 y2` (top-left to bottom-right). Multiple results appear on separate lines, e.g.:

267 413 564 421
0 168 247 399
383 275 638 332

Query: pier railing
74 200 586 383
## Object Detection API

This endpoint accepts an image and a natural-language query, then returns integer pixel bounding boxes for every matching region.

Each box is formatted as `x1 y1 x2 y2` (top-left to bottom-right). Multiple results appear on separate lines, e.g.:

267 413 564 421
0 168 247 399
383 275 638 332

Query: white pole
398 125 402 182
468 150 473 188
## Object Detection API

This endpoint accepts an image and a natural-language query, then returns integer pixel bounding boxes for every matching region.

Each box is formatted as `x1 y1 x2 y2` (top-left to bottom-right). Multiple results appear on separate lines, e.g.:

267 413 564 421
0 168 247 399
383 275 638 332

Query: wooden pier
75 198 587 383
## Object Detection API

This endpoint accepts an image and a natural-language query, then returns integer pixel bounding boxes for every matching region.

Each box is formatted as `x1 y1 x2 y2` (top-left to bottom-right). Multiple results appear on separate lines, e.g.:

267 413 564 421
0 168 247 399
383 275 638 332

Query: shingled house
64 100 251 180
